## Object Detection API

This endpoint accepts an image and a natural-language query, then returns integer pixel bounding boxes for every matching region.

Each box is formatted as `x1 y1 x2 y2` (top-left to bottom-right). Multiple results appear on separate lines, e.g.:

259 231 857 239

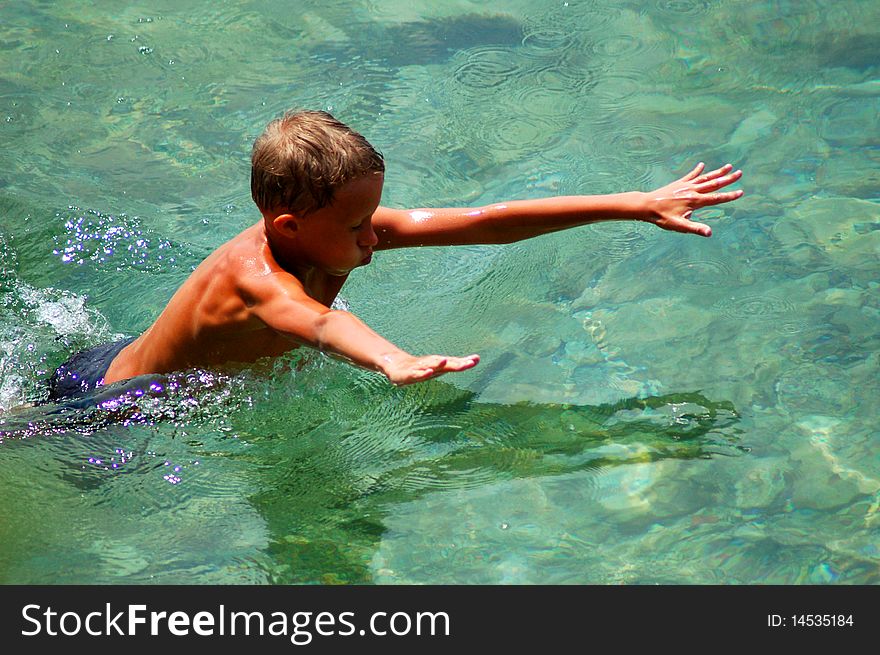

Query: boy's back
103 223 305 384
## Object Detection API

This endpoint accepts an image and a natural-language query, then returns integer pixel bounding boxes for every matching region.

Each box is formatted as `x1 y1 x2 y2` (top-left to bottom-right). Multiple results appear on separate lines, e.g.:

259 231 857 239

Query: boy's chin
323 256 370 276
325 264 359 276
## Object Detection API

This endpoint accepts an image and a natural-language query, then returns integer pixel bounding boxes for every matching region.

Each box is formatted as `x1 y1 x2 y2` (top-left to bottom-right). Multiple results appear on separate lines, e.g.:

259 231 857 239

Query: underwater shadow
0 362 745 584
310 13 524 68
241 378 744 583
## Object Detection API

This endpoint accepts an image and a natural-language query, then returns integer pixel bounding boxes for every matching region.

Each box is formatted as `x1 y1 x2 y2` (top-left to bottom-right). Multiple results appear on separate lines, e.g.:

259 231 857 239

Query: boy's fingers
404 355 480 383
676 220 711 237
694 170 741 193
682 162 705 181
701 189 744 206
440 355 480 371
663 214 711 237
692 222 712 237
693 163 734 184
458 355 480 369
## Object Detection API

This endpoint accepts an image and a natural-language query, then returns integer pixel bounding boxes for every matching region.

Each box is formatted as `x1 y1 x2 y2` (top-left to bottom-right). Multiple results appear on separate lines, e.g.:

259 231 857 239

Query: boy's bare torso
103 222 340 384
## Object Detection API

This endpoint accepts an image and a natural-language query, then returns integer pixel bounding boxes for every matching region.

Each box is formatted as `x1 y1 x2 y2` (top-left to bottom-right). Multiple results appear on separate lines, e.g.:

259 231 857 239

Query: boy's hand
645 163 743 237
380 352 480 386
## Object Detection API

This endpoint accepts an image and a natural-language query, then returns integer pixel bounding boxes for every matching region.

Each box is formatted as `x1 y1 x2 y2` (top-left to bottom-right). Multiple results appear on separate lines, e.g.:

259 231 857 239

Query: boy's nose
360 224 379 247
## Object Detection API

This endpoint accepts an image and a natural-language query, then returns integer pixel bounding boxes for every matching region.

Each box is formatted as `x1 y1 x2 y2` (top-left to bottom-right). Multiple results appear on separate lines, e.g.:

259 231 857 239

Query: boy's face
291 173 383 276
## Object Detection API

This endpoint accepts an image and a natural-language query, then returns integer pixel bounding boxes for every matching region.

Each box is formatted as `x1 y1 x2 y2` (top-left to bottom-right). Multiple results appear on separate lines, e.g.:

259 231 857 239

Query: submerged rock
816 31 880 72
734 456 787 509
789 415 879 511
816 147 880 199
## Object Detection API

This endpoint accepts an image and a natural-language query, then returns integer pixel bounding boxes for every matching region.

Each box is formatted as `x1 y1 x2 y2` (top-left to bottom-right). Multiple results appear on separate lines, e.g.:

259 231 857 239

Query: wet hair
250 110 385 216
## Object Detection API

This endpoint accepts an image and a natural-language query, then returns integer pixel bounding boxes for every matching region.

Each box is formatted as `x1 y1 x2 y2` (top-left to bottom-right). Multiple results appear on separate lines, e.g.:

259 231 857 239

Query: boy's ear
272 213 300 238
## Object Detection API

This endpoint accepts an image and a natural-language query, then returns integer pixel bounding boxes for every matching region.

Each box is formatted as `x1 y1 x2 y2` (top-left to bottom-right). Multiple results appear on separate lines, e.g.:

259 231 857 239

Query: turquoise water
1 0 878 584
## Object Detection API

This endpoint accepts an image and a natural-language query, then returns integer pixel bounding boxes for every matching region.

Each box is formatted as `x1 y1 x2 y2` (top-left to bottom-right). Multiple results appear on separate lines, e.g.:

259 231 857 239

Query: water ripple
559 149 656 196
668 259 736 287
590 34 647 59
385 158 485 207
578 221 654 262
474 113 563 159
520 26 577 59
590 67 649 113
712 294 798 320
452 46 521 92
776 320 811 335
398 463 503 493
607 124 676 162
532 61 601 98
458 252 536 322
656 0 713 16
81 33 166 73
524 1 622 35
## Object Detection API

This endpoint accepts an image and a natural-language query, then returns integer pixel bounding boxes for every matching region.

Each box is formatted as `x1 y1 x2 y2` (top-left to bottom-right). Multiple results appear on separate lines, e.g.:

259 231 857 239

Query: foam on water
1 231 122 410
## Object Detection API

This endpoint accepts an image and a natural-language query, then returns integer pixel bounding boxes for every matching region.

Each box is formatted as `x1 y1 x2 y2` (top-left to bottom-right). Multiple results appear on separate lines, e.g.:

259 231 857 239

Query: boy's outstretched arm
249 277 478 385
373 163 743 248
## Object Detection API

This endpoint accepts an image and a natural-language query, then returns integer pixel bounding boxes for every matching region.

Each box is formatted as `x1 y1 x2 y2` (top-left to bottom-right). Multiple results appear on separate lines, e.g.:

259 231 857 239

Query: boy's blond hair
250 110 385 216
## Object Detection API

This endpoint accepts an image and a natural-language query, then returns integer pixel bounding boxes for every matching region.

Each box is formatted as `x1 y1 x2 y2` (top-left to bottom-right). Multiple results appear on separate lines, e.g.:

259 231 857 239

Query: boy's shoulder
180 223 299 304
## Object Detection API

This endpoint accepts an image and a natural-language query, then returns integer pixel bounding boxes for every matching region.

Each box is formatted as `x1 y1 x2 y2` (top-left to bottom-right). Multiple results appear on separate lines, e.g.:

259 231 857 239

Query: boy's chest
305 273 349 308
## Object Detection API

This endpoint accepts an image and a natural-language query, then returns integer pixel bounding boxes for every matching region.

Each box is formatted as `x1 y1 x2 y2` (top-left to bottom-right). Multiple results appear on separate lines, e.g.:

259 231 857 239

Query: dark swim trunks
48 337 137 401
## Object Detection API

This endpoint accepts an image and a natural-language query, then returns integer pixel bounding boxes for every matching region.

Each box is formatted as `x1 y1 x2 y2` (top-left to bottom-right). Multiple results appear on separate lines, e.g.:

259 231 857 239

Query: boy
49 110 743 399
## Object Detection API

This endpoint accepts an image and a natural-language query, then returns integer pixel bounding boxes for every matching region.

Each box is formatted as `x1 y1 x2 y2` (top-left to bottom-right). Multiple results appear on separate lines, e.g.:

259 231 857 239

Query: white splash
0 281 120 411
18 285 111 339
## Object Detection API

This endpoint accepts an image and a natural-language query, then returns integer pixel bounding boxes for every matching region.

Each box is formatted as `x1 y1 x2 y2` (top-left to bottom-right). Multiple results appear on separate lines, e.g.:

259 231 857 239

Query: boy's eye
351 223 363 231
